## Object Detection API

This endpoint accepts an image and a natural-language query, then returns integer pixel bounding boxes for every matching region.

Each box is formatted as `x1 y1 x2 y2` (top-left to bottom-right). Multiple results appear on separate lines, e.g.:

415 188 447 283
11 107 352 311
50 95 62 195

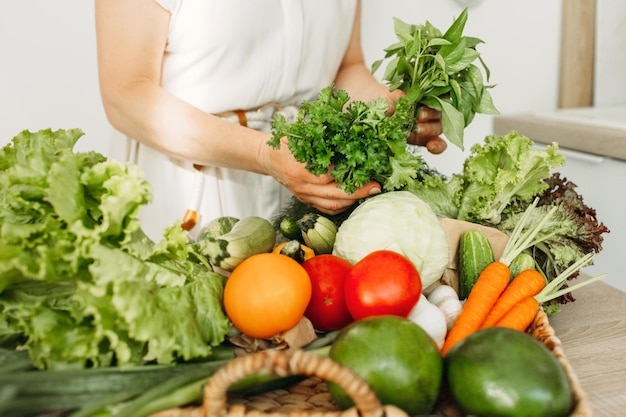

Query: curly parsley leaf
269 86 429 194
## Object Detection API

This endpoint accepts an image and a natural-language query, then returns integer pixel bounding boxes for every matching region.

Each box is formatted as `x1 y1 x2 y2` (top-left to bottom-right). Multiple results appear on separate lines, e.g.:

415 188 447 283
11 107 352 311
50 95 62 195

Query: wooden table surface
549 279 626 417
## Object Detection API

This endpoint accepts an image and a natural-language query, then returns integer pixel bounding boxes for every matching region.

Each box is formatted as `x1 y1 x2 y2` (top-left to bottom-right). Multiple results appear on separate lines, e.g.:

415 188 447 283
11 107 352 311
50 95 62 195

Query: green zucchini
197 216 240 242
297 213 337 255
0 359 229 417
0 337 339 417
199 216 276 271
277 239 307 264
458 229 495 299
278 217 303 242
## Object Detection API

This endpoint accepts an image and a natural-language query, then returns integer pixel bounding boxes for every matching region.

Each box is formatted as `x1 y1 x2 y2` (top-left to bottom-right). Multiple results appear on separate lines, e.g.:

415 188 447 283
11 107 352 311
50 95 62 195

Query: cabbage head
333 191 450 289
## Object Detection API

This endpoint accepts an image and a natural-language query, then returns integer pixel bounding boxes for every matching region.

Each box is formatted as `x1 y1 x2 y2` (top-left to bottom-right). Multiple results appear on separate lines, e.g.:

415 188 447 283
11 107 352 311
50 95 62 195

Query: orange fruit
223 253 312 339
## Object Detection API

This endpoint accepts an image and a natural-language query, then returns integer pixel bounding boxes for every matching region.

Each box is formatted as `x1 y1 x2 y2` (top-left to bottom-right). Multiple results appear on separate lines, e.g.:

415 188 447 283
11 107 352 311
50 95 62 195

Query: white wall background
0 0 564 160
361 0 563 175
594 0 626 106
0 1 110 155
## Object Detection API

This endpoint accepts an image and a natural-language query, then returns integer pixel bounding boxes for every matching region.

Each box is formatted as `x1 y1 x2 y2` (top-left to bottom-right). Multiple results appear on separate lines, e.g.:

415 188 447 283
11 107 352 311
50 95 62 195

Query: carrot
441 199 593 356
480 269 546 328
488 252 603 333
492 296 540 331
441 261 510 356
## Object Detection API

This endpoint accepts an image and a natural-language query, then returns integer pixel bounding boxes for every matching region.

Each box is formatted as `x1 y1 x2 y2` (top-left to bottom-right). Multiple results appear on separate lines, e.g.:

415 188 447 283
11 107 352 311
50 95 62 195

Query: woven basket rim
152 309 591 417
528 309 591 417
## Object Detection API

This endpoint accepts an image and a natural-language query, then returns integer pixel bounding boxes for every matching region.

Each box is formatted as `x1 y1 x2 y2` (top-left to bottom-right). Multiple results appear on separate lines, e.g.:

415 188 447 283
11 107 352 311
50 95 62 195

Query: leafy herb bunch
268 8 497 194
372 8 499 149
269 86 431 194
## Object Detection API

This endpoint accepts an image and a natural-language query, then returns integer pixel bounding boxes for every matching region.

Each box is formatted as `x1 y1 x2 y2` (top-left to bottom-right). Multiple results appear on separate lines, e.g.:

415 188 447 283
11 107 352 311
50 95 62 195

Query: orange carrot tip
492 296 540 332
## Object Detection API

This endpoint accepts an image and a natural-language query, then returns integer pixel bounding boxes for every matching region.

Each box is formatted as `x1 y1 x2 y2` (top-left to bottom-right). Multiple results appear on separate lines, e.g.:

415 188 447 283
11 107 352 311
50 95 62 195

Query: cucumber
458 229 495 299
228 373 306 396
509 252 536 279
445 327 572 417
278 217 303 242
0 357 230 417
0 340 338 417
198 216 276 271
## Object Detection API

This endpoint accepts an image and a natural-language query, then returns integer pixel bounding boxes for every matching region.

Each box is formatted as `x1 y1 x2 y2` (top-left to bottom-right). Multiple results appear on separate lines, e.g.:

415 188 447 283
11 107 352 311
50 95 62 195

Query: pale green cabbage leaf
333 191 450 289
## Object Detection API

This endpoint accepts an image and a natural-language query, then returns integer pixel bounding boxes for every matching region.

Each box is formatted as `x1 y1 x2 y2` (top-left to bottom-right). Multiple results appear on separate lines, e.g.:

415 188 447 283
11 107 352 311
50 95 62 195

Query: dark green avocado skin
329 315 443 415
445 327 573 417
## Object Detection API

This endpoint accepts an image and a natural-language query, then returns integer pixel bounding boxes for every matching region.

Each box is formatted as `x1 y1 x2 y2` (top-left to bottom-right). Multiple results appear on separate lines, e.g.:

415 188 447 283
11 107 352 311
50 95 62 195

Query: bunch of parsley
269 86 431 194
372 8 499 149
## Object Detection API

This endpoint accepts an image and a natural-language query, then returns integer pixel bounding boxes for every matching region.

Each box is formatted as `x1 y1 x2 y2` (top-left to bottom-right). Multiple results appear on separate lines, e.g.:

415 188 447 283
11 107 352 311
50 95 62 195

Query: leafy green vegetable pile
407 131 610 313
0 129 229 369
274 130 610 314
269 8 498 194
407 131 566 223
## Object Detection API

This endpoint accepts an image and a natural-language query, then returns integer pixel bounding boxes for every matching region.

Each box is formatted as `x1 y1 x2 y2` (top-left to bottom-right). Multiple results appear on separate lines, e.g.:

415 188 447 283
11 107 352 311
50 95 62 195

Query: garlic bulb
427 285 463 331
408 294 447 350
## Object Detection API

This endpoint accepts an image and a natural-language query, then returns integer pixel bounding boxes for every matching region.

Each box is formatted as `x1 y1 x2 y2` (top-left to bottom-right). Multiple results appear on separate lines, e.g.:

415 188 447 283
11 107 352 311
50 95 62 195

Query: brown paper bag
426 217 509 295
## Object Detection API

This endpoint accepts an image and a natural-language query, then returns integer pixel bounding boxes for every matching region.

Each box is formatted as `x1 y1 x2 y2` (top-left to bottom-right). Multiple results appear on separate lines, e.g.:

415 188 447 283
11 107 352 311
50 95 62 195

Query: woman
95 0 446 241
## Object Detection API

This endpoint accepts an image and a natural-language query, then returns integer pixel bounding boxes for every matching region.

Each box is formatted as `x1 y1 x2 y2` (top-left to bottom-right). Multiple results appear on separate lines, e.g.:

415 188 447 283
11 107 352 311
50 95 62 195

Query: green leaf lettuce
410 131 565 224
0 129 229 369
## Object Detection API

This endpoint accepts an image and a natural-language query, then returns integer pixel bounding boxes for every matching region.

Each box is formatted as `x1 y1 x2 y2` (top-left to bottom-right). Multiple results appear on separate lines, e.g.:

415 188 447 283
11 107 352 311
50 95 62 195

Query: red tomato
344 250 422 320
301 254 354 331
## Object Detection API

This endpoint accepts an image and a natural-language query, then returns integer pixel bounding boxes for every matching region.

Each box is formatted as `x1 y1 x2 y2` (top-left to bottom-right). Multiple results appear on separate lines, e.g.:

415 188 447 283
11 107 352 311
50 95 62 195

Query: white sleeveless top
111 0 358 241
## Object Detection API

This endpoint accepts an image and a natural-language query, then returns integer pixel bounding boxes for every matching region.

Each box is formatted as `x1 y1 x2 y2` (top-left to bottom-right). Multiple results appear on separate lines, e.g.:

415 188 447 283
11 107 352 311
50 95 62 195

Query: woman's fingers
270 141 381 215
417 106 441 122
294 178 381 215
416 106 443 137
425 137 448 154
415 120 443 139
408 130 448 154
408 106 447 153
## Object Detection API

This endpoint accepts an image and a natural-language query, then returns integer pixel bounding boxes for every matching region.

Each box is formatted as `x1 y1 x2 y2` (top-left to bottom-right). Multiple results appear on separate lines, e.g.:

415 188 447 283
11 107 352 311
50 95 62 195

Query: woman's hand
261 136 380 215
387 89 447 155
411 106 447 154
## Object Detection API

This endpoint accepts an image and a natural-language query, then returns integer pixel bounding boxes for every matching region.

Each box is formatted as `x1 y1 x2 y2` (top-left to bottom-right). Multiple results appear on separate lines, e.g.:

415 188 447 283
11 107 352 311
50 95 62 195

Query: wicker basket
152 309 591 417
528 309 591 417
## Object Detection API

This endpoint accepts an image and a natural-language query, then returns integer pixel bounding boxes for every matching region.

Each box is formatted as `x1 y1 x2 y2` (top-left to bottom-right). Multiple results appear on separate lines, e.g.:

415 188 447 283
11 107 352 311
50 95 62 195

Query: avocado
445 327 573 417
328 315 443 415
